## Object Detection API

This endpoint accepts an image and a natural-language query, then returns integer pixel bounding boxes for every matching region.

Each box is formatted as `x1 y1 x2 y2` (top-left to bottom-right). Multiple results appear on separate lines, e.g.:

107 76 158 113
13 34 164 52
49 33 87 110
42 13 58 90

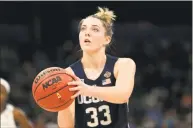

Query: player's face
0 85 8 107
79 17 110 53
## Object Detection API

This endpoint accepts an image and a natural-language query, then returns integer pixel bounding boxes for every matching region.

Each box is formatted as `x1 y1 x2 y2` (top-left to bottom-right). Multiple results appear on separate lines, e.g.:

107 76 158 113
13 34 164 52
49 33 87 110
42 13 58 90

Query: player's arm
58 67 75 128
58 101 75 128
87 58 136 104
13 107 33 128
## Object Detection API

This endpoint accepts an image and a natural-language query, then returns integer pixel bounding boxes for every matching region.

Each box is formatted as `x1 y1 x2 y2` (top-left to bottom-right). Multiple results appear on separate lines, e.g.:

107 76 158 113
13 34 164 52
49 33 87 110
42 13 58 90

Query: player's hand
68 78 91 99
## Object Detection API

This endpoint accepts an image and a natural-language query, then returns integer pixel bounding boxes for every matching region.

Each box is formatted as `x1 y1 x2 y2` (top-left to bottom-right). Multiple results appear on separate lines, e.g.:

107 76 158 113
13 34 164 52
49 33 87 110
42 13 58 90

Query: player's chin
82 47 97 53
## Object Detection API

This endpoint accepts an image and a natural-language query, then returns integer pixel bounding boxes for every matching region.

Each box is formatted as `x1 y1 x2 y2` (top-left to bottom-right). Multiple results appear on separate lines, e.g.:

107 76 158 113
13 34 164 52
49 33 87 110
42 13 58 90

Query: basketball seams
37 89 76 110
46 98 72 109
33 72 72 96
36 84 68 101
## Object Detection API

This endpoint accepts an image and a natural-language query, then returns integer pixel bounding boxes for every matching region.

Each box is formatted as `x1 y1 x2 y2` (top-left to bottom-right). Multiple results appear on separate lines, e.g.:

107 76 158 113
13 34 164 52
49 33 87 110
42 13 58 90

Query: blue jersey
70 54 129 128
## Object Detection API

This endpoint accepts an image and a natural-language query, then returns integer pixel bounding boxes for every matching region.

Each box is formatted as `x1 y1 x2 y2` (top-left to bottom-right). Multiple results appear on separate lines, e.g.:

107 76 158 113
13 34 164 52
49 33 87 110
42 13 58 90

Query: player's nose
85 30 91 37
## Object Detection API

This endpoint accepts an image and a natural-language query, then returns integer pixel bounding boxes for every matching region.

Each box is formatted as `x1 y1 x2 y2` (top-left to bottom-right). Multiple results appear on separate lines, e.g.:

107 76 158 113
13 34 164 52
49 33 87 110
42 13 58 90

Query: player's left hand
68 78 91 99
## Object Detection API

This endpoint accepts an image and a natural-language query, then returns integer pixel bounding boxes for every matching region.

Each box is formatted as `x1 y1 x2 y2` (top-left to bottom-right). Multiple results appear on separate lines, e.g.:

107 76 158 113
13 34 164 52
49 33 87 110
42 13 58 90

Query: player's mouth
84 39 91 44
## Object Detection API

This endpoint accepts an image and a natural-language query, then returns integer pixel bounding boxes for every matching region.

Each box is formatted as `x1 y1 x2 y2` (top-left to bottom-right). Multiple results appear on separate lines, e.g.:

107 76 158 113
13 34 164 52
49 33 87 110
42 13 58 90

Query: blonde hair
79 7 117 38
94 7 116 25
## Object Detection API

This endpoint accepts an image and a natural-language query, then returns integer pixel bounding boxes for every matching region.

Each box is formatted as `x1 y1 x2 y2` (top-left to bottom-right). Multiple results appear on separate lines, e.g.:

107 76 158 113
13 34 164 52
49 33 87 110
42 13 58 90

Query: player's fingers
68 81 81 86
74 76 81 81
71 75 80 81
71 91 81 99
69 86 80 91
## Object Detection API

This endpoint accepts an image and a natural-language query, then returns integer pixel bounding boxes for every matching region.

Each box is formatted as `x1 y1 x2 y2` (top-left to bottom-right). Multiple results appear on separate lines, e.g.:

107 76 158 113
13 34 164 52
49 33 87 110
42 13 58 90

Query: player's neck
82 50 106 69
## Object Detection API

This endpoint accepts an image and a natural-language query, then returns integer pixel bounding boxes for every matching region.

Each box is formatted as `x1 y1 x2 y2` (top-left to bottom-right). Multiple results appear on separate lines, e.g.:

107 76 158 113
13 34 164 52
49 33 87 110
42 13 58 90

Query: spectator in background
34 111 58 128
0 78 33 128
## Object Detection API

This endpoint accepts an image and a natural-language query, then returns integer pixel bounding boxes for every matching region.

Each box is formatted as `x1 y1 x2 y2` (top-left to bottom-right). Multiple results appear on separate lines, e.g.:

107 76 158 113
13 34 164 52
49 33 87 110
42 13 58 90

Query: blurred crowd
0 22 192 128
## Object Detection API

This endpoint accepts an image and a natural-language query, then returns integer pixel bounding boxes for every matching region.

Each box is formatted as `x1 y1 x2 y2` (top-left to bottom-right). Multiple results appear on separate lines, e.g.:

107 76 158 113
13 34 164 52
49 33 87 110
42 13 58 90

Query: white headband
0 78 10 93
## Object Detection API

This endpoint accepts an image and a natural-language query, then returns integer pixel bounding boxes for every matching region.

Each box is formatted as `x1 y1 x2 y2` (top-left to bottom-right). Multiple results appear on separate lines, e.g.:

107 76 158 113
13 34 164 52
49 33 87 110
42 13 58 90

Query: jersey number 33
85 105 112 127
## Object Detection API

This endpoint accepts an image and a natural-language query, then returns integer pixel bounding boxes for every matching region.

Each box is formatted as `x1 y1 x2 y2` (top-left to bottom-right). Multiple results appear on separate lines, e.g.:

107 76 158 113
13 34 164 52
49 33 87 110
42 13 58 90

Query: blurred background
0 1 192 128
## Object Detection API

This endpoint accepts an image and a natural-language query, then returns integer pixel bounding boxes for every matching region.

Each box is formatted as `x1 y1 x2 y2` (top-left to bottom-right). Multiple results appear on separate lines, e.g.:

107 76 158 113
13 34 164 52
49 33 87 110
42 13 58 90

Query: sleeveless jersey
0 104 17 128
70 54 129 128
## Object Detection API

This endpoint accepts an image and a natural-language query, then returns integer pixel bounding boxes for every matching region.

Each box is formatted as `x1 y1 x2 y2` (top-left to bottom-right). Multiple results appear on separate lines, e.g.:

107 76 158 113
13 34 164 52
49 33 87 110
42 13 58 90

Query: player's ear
104 36 111 45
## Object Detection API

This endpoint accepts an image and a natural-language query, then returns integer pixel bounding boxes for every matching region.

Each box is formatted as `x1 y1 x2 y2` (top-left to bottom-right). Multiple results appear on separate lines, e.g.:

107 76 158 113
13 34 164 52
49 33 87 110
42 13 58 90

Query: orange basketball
32 67 76 112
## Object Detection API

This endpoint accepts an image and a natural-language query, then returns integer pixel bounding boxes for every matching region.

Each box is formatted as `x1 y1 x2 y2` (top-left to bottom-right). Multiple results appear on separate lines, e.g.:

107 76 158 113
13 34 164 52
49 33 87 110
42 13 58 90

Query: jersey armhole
113 58 120 80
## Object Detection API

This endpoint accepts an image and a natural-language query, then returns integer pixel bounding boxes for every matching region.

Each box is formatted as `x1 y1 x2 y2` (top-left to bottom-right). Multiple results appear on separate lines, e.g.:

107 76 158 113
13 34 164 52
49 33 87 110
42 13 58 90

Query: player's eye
80 27 86 31
92 28 99 32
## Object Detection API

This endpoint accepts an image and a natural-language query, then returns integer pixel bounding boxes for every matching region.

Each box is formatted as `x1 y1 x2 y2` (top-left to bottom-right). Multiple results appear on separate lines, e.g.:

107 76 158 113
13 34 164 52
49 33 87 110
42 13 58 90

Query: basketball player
58 7 136 128
0 78 33 128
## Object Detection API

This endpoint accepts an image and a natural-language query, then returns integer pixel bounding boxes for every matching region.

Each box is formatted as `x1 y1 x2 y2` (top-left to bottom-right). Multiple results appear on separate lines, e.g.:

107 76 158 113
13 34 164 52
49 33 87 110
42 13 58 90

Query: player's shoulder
64 59 81 75
107 54 135 65
113 57 136 77
64 67 74 75
116 57 136 67
6 103 14 110
69 59 81 68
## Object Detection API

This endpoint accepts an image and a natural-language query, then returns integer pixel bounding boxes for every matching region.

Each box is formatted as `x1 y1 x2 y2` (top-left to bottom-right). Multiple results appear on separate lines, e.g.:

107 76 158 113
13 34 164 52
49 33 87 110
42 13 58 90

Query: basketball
32 67 76 112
